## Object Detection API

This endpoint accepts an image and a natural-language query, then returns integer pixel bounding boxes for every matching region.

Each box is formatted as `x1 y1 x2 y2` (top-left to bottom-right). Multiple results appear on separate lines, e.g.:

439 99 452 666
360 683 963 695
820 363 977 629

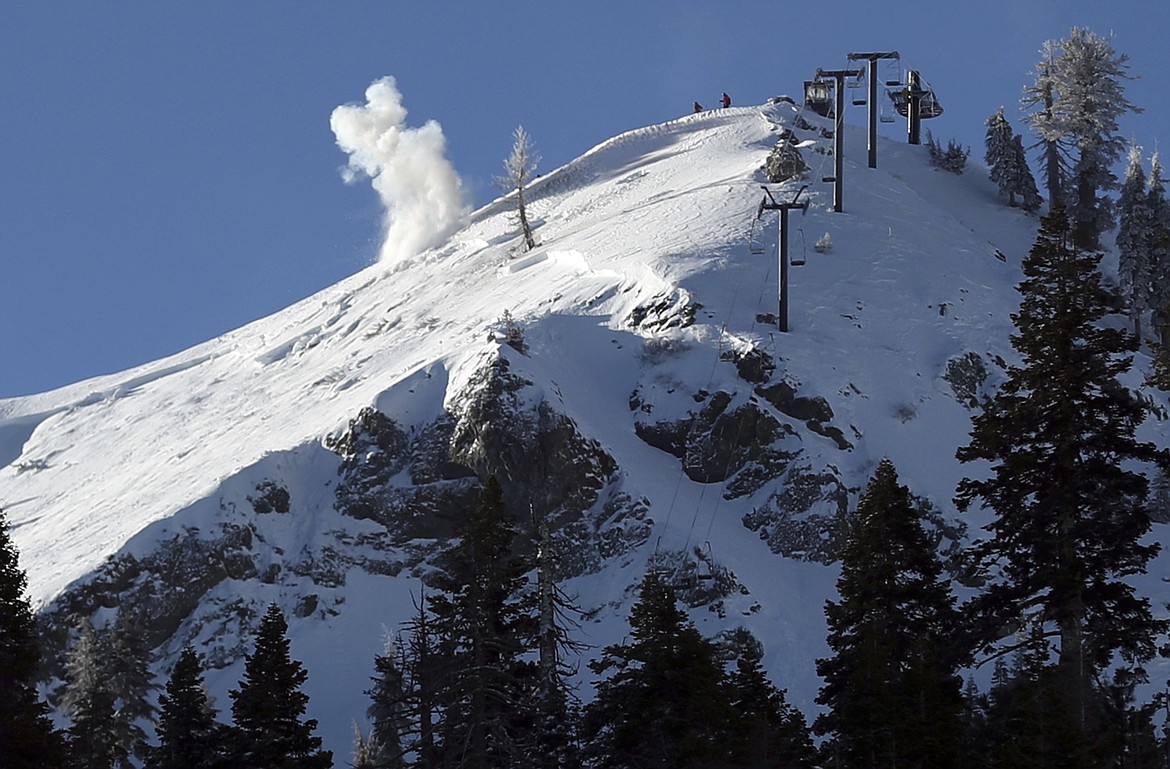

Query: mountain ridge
6 100 1158 760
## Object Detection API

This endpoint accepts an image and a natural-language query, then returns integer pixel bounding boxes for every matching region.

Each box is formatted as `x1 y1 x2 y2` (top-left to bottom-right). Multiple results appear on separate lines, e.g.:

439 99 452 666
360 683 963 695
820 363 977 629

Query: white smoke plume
331 76 468 264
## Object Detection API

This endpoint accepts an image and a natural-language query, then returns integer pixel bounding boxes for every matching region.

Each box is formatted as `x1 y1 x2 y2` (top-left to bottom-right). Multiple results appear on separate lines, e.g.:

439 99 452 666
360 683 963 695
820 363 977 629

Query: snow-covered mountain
3 100 1167 760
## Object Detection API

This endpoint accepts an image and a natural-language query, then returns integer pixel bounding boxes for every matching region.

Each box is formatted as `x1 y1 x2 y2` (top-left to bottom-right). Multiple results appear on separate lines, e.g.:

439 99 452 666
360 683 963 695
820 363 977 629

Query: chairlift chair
791 215 808 266
882 58 904 87
748 214 767 253
887 85 944 119
748 207 766 255
692 543 718 583
848 68 867 105
875 58 901 114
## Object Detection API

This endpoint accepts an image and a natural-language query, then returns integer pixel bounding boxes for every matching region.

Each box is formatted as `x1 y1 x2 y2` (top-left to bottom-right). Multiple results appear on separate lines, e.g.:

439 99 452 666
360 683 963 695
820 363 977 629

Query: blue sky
2 1 1167 398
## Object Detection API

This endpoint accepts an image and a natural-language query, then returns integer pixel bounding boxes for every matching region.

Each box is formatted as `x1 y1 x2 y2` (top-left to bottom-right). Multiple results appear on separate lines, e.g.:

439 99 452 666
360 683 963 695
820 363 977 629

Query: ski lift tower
888 69 944 145
813 66 863 213
757 185 809 332
847 51 900 169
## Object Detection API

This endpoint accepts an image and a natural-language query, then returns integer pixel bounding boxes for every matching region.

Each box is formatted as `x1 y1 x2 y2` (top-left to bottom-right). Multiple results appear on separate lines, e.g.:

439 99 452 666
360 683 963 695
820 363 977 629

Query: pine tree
986 108 1042 212
1102 666 1166 769
60 611 157 768
956 208 1168 736
106 610 158 765
1023 28 1140 249
227 603 332 768
351 724 381 769
364 589 445 769
63 618 125 769
148 645 226 769
727 651 817 769
403 592 441 769
1146 153 1170 345
427 476 537 769
1117 144 1153 337
981 639 1092 769
365 634 410 769
0 507 66 768
530 510 583 769
814 459 963 769
958 676 990 769
928 131 970 174
582 571 739 769
1021 54 1070 214
986 107 1018 205
1007 135 1043 213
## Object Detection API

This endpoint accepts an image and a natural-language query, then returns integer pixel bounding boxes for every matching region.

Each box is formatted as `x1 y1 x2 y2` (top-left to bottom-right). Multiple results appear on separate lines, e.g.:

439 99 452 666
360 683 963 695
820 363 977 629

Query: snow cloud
331 76 468 264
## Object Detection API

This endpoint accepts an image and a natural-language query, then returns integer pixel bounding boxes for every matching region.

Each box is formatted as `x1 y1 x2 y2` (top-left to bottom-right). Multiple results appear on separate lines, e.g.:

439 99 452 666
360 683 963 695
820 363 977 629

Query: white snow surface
3 102 1168 760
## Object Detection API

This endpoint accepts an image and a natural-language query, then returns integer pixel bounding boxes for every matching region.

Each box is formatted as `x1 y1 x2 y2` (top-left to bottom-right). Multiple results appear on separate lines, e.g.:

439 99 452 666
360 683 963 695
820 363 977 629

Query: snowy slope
3 101 1165 760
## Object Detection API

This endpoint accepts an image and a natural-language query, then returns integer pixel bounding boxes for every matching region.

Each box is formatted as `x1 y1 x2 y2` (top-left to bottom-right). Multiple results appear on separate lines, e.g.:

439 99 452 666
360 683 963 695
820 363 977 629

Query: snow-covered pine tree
105 610 157 765
60 611 156 768
1146 152 1170 346
986 107 1017 204
1117 144 1153 337
1024 28 1140 250
985 107 1042 212
351 723 382 769
1022 53 1071 214
0 507 66 768
815 232 832 253
63 618 125 769
1008 135 1043 213
929 132 970 174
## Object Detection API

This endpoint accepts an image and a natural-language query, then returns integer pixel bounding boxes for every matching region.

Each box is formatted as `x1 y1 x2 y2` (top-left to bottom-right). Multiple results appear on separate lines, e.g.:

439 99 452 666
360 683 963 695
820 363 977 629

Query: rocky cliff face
35 315 947 681
36 341 662 677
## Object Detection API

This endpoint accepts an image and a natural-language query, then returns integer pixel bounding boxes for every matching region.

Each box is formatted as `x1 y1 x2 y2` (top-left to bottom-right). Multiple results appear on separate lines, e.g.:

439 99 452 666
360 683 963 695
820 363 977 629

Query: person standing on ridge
693 101 703 113
721 92 731 108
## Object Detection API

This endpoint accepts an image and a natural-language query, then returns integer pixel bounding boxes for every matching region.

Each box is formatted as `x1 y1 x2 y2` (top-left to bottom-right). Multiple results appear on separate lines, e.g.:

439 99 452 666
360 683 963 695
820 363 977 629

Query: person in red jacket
721 92 731 108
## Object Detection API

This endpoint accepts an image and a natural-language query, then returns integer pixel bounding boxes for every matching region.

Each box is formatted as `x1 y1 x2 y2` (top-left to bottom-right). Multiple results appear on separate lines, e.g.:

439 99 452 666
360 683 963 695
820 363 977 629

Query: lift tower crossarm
847 51 900 169
758 185 809 332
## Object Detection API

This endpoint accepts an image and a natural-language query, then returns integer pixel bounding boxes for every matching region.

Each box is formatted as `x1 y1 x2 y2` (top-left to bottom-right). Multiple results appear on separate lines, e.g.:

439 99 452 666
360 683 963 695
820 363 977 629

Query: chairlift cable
794 217 808 266
664 218 758 561
706 93 825 560
689 240 779 555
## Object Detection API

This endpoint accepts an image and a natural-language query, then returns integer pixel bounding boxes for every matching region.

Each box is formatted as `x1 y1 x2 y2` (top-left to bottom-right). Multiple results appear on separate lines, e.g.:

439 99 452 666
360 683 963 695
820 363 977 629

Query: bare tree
497 125 539 251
